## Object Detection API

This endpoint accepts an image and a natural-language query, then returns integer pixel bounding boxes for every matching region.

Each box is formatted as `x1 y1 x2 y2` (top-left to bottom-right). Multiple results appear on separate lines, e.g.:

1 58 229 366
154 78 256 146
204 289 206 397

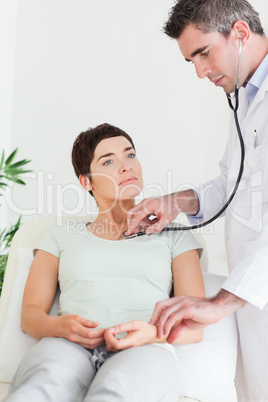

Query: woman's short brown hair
71 123 135 197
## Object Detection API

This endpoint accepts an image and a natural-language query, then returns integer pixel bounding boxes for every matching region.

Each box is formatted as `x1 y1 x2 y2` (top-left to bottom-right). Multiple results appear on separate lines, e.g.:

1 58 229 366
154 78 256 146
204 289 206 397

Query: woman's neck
87 199 135 240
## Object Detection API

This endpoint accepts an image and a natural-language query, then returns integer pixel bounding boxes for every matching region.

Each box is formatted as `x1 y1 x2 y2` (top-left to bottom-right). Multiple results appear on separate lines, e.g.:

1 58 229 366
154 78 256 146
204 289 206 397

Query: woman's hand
54 314 105 349
104 320 158 352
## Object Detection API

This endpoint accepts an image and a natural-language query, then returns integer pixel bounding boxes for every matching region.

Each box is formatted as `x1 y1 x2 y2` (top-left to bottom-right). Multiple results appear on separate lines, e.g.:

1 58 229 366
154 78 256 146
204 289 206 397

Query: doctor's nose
194 61 211 79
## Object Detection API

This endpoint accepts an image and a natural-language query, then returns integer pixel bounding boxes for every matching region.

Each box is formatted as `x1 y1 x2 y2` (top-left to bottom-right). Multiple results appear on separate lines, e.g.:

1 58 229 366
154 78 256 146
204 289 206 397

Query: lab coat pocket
247 143 268 204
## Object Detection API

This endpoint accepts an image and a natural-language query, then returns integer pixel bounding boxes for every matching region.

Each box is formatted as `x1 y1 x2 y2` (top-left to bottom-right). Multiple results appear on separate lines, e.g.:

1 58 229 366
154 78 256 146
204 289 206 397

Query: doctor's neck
243 33 268 84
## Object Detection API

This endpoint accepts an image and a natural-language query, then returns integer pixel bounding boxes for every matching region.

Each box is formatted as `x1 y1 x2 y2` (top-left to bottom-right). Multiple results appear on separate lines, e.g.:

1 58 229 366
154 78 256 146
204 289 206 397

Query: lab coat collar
245 54 268 105
247 72 268 115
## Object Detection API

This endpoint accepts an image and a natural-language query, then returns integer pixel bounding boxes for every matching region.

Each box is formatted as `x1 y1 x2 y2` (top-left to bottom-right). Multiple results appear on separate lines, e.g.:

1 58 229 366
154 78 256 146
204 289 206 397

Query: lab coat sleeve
222 229 268 309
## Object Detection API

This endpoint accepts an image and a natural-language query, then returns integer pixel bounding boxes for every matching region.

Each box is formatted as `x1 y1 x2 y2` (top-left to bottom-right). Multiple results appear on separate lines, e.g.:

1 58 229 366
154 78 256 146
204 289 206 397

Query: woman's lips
119 177 137 185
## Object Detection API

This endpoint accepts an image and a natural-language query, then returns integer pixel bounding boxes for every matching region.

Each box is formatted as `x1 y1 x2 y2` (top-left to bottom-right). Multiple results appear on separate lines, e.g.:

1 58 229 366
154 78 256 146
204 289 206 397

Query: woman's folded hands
104 320 161 352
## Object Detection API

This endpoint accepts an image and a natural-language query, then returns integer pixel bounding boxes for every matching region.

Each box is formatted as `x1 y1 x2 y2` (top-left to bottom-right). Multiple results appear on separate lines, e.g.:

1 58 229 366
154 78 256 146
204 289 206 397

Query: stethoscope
123 38 245 239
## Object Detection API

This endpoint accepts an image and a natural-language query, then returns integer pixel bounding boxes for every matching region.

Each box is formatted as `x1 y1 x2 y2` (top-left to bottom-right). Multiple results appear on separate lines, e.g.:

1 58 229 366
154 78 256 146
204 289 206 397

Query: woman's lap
85 344 180 402
5 339 180 402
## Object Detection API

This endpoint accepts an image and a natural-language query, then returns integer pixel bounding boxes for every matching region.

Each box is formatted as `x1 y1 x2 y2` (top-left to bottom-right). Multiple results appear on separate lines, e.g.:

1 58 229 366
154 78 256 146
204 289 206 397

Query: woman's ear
79 174 93 191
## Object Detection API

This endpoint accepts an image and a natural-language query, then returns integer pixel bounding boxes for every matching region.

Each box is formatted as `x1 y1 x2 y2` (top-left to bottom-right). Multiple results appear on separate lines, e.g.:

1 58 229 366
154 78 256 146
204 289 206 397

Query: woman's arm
170 248 205 344
104 249 205 350
21 249 59 338
21 250 105 348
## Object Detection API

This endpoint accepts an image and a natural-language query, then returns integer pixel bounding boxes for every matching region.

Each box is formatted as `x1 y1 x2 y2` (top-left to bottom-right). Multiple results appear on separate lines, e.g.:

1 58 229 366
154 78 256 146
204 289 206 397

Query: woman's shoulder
158 223 196 241
157 225 202 255
49 219 89 237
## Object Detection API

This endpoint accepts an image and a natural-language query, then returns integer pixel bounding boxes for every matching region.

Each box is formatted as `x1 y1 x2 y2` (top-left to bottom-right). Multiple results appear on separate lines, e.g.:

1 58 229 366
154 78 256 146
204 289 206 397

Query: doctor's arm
150 288 246 344
21 250 105 348
104 249 205 351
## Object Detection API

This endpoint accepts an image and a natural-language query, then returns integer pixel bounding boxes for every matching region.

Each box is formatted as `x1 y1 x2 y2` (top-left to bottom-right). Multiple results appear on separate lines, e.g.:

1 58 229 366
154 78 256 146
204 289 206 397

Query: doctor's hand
104 320 159 352
55 314 105 349
150 290 247 344
125 190 199 236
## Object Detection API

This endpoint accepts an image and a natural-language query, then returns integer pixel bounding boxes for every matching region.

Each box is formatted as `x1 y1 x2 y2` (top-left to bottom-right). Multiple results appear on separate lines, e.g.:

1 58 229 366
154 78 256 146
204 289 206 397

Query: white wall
5 0 268 275
0 0 18 228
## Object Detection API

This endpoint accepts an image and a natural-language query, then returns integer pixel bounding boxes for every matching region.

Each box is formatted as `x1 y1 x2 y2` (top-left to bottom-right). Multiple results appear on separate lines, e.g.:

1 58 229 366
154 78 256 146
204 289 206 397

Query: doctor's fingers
150 296 184 327
145 215 173 234
126 198 165 235
159 297 226 339
167 319 207 344
152 296 207 338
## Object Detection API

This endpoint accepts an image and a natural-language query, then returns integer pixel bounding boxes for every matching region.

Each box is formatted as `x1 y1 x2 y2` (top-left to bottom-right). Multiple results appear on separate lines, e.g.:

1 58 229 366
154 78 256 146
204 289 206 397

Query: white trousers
5 338 180 402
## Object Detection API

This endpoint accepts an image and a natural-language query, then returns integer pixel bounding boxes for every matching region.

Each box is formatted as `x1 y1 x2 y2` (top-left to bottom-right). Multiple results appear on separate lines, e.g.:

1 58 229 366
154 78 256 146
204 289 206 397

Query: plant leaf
5 148 18 166
9 159 31 169
7 177 26 185
4 167 32 175
0 150 4 170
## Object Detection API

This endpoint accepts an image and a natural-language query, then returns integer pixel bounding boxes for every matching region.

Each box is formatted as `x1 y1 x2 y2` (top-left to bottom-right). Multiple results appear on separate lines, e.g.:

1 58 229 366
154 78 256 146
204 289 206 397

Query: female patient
5 123 205 402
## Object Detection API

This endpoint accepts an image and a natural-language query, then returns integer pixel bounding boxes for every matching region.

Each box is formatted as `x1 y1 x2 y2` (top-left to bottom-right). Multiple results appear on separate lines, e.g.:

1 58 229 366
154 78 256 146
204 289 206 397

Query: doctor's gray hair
164 0 264 39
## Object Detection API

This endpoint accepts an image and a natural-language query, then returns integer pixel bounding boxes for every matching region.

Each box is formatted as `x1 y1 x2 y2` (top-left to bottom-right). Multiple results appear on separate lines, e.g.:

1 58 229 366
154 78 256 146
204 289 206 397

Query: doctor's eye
200 50 210 57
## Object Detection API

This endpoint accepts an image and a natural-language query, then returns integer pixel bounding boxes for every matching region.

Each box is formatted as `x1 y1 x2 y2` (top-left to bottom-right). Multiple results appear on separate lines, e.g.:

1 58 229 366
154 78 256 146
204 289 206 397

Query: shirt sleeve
33 224 61 258
169 231 203 260
187 188 204 224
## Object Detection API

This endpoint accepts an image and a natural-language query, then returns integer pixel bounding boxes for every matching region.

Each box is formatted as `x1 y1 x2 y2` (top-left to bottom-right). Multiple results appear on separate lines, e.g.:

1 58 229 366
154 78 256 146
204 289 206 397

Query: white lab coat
192 73 268 401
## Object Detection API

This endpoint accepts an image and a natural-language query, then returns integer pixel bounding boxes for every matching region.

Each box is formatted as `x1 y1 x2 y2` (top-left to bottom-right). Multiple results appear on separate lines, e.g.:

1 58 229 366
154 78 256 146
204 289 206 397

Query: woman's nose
120 160 132 173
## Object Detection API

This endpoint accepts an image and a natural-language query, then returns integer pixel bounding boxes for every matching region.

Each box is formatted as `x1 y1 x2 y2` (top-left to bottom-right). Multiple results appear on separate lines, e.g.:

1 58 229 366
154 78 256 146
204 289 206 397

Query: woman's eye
201 51 209 57
103 159 113 166
127 153 136 159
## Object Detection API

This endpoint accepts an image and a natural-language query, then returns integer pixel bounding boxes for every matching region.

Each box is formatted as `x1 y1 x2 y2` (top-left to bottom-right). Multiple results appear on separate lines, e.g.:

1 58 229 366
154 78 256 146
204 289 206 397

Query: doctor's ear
79 174 93 191
232 21 250 44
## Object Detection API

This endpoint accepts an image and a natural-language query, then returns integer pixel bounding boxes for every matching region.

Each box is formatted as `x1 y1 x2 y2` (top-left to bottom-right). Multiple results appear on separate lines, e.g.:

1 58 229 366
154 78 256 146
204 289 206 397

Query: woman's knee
7 338 95 402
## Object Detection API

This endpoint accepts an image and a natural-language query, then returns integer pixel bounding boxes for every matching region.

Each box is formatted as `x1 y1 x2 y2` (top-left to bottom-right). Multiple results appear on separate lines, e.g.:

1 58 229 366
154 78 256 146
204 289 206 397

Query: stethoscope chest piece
122 230 146 239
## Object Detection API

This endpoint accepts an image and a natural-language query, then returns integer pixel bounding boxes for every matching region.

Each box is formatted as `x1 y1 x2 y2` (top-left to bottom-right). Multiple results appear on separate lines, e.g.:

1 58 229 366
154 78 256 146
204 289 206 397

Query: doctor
126 0 268 400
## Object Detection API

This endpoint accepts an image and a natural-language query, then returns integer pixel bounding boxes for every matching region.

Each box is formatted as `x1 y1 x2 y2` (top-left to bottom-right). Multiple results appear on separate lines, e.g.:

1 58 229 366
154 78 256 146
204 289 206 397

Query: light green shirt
35 220 201 330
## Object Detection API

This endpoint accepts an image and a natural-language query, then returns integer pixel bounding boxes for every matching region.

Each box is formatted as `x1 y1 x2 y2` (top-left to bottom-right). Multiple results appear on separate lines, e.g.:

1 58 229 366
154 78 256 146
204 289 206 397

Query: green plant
0 149 32 295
